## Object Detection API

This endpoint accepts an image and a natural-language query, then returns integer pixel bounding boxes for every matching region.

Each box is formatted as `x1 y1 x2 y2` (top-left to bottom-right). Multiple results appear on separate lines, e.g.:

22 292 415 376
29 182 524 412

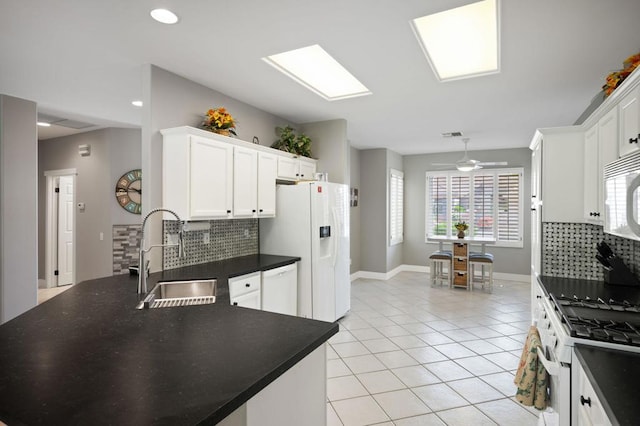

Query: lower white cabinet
262 263 297 316
574 357 612 426
229 272 261 310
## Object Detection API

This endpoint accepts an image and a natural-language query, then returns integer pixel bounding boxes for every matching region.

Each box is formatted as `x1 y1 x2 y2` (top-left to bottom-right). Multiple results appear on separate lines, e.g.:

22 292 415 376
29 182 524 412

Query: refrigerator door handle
331 207 339 268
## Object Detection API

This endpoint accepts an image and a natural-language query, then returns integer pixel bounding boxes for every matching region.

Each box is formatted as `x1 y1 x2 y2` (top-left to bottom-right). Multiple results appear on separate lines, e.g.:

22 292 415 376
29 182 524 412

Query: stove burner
550 294 640 347
555 295 640 313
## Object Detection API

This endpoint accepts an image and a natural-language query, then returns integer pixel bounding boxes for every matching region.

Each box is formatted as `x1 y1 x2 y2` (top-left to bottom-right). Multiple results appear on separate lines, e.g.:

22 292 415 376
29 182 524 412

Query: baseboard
351 265 530 283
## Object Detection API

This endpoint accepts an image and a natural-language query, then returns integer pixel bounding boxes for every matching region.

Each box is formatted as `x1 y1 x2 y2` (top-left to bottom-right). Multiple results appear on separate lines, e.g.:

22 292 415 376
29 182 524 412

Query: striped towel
514 326 548 409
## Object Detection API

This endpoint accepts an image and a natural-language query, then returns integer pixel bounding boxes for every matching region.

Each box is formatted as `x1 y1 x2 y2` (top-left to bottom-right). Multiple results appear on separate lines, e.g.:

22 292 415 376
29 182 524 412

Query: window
425 168 523 247
390 169 404 245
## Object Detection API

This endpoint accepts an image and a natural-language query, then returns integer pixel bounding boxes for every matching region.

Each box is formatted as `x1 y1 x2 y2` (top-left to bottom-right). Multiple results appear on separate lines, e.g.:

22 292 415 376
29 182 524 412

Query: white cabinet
163 134 233 220
229 272 261 310
262 263 297 316
277 156 317 181
162 127 280 220
618 86 640 157
233 146 259 218
575 357 613 426
534 128 585 223
257 152 277 217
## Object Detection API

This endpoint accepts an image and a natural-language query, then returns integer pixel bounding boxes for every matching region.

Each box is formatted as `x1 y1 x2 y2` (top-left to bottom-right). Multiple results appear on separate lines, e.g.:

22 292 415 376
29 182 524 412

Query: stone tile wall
112 224 142 275
542 222 640 280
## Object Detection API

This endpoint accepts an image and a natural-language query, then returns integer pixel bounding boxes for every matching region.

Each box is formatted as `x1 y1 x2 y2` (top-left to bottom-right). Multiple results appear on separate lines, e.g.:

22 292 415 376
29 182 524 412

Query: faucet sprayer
138 208 186 294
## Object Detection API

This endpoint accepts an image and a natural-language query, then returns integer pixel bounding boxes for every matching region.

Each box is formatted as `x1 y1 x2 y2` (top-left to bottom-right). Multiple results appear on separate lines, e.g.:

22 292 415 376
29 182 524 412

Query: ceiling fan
432 138 507 171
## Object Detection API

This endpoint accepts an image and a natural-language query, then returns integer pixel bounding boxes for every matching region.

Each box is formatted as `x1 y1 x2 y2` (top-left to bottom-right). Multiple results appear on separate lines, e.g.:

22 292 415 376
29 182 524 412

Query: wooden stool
429 250 452 287
469 252 494 292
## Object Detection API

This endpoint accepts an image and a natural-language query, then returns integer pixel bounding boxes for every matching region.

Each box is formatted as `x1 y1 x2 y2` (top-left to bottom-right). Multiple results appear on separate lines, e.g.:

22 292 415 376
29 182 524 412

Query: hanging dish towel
514 325 548 409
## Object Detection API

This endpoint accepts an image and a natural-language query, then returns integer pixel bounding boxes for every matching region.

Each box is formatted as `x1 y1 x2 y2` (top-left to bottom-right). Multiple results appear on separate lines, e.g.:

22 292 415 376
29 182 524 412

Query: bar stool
469 252 494 292
429 250 452 287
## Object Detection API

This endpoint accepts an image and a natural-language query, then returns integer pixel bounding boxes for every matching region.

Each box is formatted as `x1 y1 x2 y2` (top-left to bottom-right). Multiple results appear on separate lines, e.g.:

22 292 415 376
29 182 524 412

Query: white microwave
603 151 640 241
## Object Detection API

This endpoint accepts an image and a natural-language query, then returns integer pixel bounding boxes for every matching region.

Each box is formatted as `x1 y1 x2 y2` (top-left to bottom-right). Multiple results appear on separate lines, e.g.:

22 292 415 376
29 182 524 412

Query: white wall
1 95 38 323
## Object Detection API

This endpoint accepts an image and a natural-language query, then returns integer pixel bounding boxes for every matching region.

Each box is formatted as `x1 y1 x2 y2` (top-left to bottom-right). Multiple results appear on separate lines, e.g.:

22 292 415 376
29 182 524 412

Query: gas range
551 294 640 347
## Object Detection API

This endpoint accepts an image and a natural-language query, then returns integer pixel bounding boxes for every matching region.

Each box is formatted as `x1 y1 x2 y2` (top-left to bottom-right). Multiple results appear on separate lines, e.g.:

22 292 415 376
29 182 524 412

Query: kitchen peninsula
0 254 337 425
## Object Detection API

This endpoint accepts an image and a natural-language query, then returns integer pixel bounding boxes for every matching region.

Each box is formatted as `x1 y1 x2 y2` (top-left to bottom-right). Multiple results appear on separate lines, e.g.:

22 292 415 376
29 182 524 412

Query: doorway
45 169 76 288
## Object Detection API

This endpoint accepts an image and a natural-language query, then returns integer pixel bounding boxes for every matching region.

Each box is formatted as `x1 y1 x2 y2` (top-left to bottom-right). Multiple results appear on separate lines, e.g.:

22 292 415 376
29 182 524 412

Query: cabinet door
257 152 277 217
229 271 262 299
576 361 613 426
190 136 233 218
262 263 297 316
598 107 618 213
233 146 258 218
277 156 299 180
298 159 316 180
583 123 599 221
619 87 640 157
230 291 261 310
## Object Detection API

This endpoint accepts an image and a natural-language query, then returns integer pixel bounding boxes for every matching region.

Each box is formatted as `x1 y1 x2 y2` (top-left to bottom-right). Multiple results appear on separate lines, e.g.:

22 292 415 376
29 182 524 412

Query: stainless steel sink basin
137 280 217 309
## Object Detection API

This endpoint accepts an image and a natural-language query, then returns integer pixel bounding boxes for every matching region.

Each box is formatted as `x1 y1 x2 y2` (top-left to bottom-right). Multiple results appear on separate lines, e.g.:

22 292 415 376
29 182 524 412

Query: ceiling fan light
456 164 476 172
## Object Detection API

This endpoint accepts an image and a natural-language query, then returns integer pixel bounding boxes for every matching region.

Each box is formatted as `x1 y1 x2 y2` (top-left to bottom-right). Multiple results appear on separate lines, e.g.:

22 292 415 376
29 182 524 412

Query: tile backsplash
113 224 142 274
542 222 640 280
162 219 258 269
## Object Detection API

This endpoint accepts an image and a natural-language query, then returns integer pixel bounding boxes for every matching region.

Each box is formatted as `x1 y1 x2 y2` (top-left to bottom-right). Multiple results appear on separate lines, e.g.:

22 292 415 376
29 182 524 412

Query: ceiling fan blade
477 161 508 166
431 162 456 166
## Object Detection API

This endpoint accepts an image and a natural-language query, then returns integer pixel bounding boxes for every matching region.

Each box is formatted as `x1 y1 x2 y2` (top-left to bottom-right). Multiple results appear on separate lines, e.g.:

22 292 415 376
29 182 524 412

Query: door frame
44 168 77 288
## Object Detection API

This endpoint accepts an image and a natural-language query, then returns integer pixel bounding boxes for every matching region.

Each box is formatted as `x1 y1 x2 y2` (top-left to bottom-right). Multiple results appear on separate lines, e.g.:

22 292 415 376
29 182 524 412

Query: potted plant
454 221 469 239
271 125 312 158
202 107 237 136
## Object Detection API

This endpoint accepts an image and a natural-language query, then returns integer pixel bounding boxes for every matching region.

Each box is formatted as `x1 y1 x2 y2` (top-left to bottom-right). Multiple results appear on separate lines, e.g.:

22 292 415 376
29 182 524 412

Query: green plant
271 125 313 158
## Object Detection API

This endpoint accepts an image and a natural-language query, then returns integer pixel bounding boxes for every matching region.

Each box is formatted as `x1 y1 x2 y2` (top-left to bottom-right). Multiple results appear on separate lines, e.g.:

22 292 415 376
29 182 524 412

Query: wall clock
115 169 142 214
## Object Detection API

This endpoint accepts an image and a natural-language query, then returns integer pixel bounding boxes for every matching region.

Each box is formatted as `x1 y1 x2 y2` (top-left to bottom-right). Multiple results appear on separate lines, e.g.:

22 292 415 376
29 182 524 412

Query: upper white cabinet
161 126 316 220
618 86 640 157
532 128 585 223
277 156 317 181
257 152 277 217
164 134 233 220
233 146 258 218
583 107 618 223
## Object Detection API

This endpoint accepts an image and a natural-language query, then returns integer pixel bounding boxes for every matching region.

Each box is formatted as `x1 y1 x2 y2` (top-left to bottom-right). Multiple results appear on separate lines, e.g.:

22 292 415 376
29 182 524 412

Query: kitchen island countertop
0 254 337 425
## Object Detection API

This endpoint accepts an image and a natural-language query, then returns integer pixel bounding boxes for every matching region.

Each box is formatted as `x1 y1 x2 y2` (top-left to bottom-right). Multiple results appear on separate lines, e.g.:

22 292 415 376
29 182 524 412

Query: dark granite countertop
0 254 338 425
574 344 640 426
537 275 640 304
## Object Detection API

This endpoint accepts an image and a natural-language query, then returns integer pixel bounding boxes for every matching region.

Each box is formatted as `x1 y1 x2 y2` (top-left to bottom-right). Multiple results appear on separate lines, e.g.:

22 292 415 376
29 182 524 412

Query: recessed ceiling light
37 122 51 127
131 100 143 107
150 8 179 24
263 44 371 101
411 0 500 81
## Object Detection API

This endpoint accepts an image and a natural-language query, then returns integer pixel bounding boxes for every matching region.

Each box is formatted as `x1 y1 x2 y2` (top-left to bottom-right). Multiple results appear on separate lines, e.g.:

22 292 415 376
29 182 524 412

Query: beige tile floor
327 272 539 426
37 284 72 304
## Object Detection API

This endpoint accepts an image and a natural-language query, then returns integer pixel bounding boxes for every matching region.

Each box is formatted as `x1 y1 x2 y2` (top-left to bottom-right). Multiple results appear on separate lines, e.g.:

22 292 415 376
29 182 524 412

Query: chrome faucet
138 208 186 294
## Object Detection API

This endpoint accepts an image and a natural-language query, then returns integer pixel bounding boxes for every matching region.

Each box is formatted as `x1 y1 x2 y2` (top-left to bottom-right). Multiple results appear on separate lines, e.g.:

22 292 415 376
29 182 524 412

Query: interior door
57 175 74 286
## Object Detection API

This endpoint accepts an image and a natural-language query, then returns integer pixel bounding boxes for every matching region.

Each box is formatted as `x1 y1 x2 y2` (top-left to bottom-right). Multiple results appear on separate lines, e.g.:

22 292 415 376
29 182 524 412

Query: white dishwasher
261 263 298 316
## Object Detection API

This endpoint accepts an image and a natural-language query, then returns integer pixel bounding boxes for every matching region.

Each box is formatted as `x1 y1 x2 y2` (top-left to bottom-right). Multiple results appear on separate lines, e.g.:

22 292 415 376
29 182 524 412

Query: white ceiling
2 0 640 154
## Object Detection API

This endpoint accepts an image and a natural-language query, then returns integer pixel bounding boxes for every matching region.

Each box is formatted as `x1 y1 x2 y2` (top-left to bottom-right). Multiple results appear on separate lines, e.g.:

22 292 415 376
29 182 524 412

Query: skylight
262 45 371 101
411 0 500 81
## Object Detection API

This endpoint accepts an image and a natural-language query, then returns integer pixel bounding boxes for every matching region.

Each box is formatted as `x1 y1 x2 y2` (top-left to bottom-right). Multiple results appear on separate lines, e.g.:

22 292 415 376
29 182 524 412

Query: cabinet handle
536 295 542 299
629 137 638 144
595 212 600 217
245 283 250 287
227 210 231 214
259 209 263 212
252 209 256 213
531 208 536 211
296 173 300 177
233 302 238 306
580 395 591 407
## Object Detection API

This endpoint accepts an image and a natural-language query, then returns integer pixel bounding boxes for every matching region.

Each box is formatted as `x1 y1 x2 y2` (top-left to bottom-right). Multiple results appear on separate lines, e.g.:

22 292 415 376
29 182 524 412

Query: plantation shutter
497 172 521 242
427 175 448 236
473 174 495 238
390 169 404 245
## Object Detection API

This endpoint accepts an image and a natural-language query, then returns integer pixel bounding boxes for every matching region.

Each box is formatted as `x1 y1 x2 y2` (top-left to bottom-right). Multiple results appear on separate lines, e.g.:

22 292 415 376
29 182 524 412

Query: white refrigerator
260 181 350 322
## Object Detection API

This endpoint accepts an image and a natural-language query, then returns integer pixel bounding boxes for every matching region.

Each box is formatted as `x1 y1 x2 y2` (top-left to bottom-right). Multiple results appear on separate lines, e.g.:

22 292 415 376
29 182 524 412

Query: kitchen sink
137 279 217 309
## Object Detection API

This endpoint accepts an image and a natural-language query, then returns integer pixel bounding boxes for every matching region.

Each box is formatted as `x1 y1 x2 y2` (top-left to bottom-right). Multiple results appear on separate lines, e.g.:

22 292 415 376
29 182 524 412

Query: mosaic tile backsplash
162 219 258 269
542 222 640 280
113 224 142 275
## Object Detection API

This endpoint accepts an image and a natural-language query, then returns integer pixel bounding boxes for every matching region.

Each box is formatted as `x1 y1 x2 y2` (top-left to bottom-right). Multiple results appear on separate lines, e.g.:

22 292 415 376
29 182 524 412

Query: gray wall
403 147 532 275
1 95 38 323
38 128 141 282
359 150 387 272
350 147 361 274
300 119 349 185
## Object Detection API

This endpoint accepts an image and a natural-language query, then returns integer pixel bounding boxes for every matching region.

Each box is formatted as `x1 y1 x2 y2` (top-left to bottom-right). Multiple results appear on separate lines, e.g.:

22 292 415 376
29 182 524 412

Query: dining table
427 235 496 289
